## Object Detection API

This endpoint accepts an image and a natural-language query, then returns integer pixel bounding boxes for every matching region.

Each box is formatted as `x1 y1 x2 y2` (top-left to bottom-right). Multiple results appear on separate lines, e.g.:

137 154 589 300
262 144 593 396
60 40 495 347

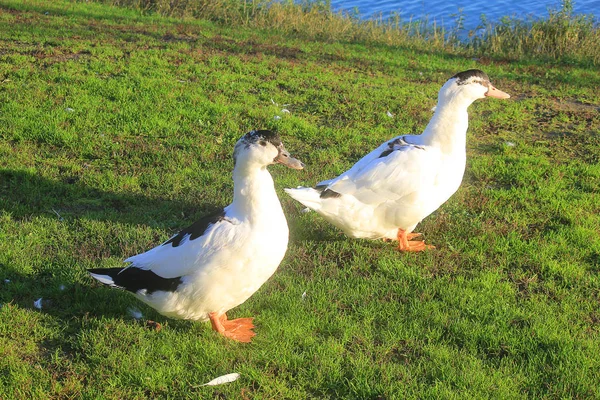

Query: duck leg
209 312 256 343
406 232 423 240
396 229 435 252
382 232 421 242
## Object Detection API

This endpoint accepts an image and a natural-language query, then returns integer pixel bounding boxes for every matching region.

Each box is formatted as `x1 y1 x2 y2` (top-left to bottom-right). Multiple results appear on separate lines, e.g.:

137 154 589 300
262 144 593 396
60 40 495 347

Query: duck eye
259 140 267 147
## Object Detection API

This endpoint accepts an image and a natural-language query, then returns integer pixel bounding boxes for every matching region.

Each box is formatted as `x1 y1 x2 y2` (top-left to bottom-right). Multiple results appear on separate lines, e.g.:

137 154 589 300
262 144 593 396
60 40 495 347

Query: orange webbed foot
221 317 256 343
396 229 435 252
399 240 436 252
209 312 256 343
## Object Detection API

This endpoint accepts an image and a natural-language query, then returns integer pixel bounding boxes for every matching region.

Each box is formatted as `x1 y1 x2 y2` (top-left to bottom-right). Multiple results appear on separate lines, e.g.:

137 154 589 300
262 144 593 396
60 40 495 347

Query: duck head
437 69 510 108
233 130 304 170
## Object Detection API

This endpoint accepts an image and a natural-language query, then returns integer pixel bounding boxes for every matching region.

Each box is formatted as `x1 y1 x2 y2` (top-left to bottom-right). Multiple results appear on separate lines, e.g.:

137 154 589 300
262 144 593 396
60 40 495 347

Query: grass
1 0 599 398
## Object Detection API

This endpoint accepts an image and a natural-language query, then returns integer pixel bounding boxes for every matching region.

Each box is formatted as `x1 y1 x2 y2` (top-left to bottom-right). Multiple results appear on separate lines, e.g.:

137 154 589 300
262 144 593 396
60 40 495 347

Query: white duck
285 70 509 251
89 130 304 342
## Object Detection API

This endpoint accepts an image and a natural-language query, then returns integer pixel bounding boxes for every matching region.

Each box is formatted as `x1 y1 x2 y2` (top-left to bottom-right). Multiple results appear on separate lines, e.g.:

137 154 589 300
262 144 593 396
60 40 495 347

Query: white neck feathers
229 164 281 221
420 96 471 153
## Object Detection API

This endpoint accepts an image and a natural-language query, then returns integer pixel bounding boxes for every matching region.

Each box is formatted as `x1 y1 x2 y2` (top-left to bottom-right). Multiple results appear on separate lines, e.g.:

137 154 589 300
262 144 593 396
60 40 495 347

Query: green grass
1 0 599 398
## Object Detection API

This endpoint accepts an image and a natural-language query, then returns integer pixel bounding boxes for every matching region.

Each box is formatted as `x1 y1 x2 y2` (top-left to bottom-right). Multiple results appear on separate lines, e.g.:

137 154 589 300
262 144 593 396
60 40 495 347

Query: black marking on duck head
88 267 183 294
450 69 490 87
241 130 282 149
452 69 490 87
234 130 284 164
163 209 227 248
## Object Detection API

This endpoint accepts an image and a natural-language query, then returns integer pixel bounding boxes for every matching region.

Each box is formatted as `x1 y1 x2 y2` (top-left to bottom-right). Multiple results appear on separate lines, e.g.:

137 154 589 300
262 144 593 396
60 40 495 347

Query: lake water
329 0 599 33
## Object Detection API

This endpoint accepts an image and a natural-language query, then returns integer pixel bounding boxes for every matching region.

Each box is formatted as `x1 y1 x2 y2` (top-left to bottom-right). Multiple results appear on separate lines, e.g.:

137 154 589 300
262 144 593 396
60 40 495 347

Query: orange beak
485 85 511 99
275 145 305 170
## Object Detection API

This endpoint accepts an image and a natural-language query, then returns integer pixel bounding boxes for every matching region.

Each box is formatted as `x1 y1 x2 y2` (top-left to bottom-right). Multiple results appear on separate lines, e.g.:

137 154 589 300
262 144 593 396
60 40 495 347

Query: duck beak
485 85 511 99
275 145 304 170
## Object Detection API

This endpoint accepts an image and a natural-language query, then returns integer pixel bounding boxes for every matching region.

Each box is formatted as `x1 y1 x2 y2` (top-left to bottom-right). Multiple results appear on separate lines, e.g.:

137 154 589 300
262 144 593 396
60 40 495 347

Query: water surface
329 0 599 32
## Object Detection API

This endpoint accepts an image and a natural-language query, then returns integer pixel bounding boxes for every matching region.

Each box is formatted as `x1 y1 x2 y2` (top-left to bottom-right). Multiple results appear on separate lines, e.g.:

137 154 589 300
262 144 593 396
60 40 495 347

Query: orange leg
382 232 421 242
406 232 423 240
209 312 256 343
396 229 435 252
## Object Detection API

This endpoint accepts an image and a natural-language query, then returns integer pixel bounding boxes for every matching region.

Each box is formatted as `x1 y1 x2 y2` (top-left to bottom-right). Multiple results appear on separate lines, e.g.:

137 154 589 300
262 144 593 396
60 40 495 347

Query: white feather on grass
33 298 43 309
128 307 143 320
200 373 240 387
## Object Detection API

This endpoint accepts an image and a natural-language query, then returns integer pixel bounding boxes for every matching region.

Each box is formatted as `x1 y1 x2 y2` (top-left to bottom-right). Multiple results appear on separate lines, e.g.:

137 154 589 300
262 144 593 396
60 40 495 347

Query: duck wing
316 136 403 188
324 136 441 206
122 209 239 279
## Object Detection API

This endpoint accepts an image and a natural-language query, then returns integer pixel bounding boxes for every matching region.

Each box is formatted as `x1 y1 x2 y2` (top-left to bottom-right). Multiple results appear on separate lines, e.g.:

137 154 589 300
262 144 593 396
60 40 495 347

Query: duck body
89 130 304 341
294 131 466 241
122 167 290 321
286 70 509 250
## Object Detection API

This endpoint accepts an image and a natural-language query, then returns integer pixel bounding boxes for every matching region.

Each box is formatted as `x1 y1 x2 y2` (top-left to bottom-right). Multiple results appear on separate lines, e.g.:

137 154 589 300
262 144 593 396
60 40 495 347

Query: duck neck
420 97 471 154
229 164 281 222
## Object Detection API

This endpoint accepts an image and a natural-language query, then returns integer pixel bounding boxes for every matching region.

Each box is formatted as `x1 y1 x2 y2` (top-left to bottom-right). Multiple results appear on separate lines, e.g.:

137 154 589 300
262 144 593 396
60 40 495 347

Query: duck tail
284 187 325 211
88 267 123 288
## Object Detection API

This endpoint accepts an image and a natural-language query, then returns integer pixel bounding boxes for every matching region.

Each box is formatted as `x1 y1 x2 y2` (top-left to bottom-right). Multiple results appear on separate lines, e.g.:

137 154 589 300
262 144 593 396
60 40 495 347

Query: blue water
329 0 599 33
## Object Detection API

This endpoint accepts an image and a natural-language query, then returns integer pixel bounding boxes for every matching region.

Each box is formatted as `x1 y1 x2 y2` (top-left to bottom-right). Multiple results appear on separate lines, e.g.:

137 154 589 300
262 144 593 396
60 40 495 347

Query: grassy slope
1 0 599 398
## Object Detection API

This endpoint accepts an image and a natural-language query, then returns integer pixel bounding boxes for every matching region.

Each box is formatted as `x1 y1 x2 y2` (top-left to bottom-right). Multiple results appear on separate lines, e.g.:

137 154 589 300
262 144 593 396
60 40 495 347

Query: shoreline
95 0 599 65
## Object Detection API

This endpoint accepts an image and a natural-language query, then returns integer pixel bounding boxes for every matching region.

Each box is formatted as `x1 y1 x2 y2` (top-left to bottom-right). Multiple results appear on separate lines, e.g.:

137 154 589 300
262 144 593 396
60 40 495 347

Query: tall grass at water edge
471 0 600 65
93 0 600 64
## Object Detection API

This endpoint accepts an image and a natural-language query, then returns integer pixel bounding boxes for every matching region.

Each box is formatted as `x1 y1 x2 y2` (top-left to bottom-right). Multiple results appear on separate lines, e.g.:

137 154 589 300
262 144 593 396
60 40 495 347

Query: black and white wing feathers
321 135 441 205
89 208 238 293
87 267 183 294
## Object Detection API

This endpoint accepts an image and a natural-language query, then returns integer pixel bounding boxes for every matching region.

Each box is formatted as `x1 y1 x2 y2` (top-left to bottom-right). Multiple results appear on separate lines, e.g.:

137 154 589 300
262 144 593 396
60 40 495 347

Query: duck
88 130 304 342
285 70 510 251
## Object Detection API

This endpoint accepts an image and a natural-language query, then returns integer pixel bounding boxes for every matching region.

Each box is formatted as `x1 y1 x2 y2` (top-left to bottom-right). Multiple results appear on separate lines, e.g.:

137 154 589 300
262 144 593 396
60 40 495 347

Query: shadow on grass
0 259 204 339
0 168 340 242
0 262 129 320
0 168 221 228
0 168 225 325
